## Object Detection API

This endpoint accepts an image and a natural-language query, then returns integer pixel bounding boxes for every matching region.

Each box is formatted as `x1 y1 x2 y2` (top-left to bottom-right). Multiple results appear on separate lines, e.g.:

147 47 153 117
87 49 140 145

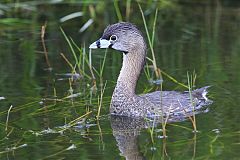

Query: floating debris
150 147 157 151
0 96 6 100
212 128 221 134
154 129 163 133
56 73 82 80
29 128 61 136
39 101 44 105
149 79 163 85
66 144 77 150
157 135 168 139
192 130 199 133
65 92 82 99
1 144 28 154
43 67 53 71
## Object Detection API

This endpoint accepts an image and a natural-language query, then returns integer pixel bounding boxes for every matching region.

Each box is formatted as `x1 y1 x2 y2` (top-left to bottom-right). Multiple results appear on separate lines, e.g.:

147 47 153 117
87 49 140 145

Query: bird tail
192 86 211 101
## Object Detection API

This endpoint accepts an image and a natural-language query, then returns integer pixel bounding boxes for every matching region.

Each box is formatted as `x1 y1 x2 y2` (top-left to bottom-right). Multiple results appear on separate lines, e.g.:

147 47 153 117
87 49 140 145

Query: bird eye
110 35 117 41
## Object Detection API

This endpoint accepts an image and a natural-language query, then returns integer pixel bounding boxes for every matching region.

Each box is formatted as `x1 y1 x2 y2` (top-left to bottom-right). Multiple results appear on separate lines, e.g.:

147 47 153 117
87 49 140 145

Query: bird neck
114 47 146 96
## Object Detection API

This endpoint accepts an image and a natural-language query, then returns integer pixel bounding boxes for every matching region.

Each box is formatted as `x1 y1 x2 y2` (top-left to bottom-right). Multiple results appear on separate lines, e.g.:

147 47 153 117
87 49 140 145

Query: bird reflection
110 109 208 160
111 115 146 160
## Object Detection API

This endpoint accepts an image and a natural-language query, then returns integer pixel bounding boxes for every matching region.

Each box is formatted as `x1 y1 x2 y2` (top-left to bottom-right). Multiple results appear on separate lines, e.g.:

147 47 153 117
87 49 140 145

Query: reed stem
41 23 51 69
138 3 160 79
5 105 13 132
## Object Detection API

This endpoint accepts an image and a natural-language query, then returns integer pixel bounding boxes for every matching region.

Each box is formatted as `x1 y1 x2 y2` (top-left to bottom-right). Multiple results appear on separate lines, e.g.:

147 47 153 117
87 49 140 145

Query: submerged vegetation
0 0 240 159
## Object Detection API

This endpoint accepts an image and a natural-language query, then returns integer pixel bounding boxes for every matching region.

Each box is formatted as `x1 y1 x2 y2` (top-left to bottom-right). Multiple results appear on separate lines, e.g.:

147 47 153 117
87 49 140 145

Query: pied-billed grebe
89 22 211 118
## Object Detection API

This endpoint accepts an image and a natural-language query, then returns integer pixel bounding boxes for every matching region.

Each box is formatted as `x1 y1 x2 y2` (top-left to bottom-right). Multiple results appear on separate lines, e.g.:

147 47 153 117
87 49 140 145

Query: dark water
0 1 239 159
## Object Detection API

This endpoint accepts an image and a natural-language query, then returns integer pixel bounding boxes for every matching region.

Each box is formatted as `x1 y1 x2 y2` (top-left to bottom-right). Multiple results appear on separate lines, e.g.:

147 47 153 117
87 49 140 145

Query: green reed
187 71 198 132
41 23 52 70
138 3 168 138
114 0 123 21
60 27 111 118
60 27 81 74
138 3 161 80
96 81 107 120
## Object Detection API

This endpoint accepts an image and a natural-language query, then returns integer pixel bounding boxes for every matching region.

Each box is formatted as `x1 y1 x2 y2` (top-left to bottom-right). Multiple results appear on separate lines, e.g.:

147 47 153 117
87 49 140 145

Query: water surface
0 1 239 159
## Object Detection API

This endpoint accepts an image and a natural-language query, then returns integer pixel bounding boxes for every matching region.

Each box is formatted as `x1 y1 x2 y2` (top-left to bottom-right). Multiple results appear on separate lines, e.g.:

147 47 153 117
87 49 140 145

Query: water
0 1 239 159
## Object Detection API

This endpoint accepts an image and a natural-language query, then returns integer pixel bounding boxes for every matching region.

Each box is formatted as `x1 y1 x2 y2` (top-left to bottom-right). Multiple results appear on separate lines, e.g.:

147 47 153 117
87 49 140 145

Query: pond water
0 1 239 159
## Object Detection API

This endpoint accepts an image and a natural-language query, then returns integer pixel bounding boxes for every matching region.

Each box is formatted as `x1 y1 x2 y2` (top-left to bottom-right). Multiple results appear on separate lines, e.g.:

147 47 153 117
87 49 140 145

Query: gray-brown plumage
89 22 211 118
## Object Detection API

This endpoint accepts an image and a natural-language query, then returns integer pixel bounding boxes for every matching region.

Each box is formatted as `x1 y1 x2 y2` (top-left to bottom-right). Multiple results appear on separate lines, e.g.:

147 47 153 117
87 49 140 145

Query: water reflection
111 115 146 160
110 111 201 160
